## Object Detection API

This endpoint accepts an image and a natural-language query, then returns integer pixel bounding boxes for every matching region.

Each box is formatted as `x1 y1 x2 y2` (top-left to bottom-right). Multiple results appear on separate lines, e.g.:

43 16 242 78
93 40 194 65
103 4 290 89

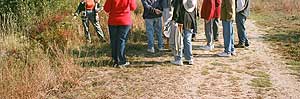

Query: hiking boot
234 43 245 48
217 52 232 57
147 47 155 53
171 60 183 66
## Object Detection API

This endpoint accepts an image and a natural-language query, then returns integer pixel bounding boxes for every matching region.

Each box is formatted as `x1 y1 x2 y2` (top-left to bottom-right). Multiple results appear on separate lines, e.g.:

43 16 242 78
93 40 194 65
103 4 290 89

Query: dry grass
0 2 82 98
252 0 300 61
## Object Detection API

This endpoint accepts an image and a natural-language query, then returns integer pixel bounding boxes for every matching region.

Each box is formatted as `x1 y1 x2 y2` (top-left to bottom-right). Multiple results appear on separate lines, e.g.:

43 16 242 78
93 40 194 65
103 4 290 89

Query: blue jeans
205 19 214 46
236 13 249 45
212 18 219 40
175 29 193 61
145 18 164 49
222 20 235 53
82 10 105 41
108 25 131 65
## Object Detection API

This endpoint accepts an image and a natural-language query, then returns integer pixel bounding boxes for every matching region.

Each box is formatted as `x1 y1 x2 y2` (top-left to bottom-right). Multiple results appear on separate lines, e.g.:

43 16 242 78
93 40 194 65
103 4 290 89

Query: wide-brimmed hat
183 0 197 12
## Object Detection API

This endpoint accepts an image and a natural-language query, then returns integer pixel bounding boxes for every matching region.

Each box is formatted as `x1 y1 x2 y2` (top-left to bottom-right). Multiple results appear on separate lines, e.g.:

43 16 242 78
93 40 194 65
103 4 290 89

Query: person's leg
230 24 235 54
204 19 214 46
170 22 183 65
183 29 193 61
154 17 164 49
145 19 155 52
90 12 105 41
213 18 219 41
82 17 91 42
108 25 119 65
222 20 233 53
117 25 131 65
236 13 249 46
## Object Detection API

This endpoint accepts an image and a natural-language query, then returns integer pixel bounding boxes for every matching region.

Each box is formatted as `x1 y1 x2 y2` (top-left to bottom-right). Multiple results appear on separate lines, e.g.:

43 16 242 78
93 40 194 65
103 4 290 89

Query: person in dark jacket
235 0 251 48
141 0 164 53
74 0 106 43
171 0 197 65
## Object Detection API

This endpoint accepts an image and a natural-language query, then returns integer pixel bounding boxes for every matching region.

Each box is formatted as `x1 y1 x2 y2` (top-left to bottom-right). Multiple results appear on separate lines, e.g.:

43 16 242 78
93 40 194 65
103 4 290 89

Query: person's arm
236 0 246 12
130 0 137 11
141 0 155 13
74 2 85 16
226 0 234 20
103 0 112 13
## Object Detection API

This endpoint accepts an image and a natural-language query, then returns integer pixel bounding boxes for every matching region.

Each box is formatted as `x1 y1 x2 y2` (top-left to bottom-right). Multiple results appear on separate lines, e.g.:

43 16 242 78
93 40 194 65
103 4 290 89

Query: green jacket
221 0 235 21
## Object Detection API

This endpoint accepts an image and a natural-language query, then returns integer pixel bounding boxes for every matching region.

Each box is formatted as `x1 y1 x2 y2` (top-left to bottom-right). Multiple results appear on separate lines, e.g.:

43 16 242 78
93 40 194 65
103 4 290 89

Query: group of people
73 0 251 67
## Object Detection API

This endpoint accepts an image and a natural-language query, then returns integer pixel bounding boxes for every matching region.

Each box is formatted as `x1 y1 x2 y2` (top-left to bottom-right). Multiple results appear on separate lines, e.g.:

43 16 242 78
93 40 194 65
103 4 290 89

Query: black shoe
214 39 219 42
245 43 250 47
234 43 245 48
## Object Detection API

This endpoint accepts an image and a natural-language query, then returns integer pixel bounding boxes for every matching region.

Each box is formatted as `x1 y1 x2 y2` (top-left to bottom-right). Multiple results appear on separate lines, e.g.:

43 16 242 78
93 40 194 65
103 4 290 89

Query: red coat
201 0 215 20
214 0 221 18
104 0 137 25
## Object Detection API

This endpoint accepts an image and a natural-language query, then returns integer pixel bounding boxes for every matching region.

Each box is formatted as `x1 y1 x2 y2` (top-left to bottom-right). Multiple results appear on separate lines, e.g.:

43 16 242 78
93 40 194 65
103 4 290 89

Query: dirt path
60 20 300 99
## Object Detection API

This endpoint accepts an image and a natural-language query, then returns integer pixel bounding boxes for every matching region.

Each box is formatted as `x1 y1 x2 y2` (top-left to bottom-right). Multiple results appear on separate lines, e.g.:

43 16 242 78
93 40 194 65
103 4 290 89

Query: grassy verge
251 0 300 78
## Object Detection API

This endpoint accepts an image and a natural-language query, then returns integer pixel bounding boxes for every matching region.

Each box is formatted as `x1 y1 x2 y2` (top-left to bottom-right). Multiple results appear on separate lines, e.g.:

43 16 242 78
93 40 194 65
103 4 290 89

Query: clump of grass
201 69 210 75
246 71 270 78
247 71 272 88
210 61 230 66
228 76 241 82
217 66 233 74
286 61 300 78
249 78 272 88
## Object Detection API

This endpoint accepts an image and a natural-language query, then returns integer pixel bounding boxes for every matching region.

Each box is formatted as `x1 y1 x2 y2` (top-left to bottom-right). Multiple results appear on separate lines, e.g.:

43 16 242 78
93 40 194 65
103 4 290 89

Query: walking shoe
231 51 236 56
245 43 250 49
158 48 164 51
118 62 130 68
171 60 183 66
200 45 214 51
234 43 245 48
217 52 232 57
147 47 155 53
187 60 194 65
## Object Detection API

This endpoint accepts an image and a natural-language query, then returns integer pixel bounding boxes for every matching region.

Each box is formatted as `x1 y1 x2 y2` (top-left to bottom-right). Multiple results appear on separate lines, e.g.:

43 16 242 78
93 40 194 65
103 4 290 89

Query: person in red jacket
213 0 221 41
200 0 216 51
104 0 137 68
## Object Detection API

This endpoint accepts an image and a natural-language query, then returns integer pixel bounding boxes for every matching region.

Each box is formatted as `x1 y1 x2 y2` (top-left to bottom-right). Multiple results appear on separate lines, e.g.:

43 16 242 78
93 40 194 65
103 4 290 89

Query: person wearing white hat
171 0 197 65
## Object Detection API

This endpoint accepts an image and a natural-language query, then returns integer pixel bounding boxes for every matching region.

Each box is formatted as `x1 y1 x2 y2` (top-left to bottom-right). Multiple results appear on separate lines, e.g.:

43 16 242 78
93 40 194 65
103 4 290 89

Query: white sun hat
183 0 197 12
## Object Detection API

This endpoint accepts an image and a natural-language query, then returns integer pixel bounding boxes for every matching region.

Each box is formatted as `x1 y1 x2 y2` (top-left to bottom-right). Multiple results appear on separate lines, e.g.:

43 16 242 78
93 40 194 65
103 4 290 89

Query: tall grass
0 0 83 98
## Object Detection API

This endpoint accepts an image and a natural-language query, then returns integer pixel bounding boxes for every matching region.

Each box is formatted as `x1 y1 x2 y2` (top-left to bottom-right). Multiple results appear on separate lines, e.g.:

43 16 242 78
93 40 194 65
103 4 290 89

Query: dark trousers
109 25 131 65
213 18 219 40
236 13 249 45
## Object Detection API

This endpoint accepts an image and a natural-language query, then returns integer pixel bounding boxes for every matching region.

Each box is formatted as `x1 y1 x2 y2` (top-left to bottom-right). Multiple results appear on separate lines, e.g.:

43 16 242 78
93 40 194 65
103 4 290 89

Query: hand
154 9 162 14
